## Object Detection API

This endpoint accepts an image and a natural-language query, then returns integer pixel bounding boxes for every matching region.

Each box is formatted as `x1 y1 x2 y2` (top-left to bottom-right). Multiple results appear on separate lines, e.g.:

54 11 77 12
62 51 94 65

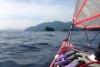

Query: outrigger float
50 0 100 67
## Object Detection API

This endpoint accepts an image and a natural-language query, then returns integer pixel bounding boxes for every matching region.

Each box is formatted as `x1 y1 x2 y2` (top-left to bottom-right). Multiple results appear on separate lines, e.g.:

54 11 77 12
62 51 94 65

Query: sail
73 0 100 29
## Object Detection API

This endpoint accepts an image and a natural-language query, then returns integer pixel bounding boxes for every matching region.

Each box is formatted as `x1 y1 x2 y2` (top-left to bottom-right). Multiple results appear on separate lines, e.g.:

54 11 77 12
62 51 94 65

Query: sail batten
73 0 100 29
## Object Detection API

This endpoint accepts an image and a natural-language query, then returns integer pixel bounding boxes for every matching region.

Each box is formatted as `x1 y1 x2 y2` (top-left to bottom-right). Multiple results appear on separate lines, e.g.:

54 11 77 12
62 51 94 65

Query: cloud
0 0 75 15
0 0 75 29
0 19 35 29
5 0 75 6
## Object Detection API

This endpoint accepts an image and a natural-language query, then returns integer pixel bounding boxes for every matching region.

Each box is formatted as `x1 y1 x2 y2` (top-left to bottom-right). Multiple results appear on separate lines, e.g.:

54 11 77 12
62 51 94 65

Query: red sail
73 0 100 29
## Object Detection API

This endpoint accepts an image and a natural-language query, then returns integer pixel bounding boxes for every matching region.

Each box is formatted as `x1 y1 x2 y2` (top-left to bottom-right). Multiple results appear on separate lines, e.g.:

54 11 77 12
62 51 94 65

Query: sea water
0 31 99 67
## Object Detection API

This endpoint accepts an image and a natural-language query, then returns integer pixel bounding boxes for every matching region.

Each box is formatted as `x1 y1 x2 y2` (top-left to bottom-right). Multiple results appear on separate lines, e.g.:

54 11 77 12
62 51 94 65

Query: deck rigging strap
89 31 100 44
85 30 100 45
83 30 100 52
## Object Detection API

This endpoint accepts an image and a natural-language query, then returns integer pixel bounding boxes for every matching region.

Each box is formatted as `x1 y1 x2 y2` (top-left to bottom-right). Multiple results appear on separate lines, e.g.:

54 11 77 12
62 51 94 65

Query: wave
18 45 41 52
37 43 51 46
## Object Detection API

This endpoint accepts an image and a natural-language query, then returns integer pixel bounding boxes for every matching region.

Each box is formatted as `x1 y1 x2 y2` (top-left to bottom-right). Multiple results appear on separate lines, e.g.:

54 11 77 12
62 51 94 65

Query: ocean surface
0 31 99 67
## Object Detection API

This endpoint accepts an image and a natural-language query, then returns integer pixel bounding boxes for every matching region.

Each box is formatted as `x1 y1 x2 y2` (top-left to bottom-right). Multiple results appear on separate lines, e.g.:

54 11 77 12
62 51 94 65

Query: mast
68 24 73 46
67 0 78 46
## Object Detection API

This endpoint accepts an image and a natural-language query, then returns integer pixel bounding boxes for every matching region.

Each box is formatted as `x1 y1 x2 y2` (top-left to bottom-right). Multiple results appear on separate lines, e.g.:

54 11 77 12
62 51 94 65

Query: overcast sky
0 0 76 30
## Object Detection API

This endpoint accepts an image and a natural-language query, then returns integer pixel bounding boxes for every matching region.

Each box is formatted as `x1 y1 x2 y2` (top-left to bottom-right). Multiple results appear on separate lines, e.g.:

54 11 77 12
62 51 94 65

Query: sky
0 0 76 30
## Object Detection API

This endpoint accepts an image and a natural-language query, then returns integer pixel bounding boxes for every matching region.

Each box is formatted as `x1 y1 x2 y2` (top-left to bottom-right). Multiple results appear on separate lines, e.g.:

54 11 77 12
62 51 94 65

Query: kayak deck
50 40 100 67
50 51 100 67
77 52 100 67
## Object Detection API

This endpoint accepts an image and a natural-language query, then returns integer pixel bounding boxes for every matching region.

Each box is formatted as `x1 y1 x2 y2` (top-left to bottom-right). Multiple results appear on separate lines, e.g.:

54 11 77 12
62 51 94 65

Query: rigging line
84 27 90 52
89 31 100 44
84 28 89 44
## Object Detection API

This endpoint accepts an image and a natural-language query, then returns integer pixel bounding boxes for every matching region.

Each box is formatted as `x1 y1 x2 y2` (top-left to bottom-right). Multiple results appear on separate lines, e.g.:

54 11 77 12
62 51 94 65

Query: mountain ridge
25 21 72 31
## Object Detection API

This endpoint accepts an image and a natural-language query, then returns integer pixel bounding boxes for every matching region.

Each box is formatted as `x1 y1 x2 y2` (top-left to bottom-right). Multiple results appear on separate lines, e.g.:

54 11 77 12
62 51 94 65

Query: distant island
25 21 100 31
25 21 72 31
45 27 55 31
